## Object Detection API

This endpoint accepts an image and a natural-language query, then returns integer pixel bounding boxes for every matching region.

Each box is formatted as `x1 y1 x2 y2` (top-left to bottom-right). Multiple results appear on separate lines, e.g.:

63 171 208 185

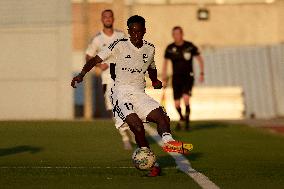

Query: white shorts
109 87 161 129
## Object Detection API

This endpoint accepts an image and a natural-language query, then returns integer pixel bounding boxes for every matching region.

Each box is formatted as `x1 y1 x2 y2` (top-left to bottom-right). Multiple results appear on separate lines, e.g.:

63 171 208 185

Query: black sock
185 105 190 122
176 107 184 120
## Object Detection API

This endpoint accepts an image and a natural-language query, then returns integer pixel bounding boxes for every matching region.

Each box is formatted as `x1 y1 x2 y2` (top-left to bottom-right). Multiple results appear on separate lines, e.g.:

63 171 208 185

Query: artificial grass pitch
0 120 284 189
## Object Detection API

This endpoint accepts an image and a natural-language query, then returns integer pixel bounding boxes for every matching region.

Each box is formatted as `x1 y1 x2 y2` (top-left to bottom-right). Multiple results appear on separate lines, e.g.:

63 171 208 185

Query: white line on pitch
0 166 176 170
144 124 220 189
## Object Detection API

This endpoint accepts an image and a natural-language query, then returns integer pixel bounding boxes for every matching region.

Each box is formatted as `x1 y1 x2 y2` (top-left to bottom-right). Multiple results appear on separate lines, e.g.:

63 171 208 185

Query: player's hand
152 79 163 89
71 74 84 88
99 63 109 71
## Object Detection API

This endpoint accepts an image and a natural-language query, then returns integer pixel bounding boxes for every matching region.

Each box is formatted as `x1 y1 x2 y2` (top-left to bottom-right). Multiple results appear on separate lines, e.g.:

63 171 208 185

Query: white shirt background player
85 9 133 150
85 29 125 110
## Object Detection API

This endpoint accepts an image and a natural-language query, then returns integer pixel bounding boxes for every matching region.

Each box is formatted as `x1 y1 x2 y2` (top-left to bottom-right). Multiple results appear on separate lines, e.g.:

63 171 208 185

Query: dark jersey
164 41 200 75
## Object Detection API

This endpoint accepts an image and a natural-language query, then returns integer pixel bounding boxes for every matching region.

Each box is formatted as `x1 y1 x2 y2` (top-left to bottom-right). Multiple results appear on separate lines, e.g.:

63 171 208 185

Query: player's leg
146 107 193 154
107 86 132 150
146 107 171 138
118 127 132 150
182 75 194 130
125 113 149 148
174 99 183 130
182 94 191 130
174 99 183 120
172 76 184 130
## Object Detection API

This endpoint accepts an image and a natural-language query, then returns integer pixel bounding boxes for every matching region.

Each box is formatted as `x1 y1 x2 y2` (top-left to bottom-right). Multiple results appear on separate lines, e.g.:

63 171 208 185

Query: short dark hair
127 15 145 28
101 9 113 16
172 26 183 33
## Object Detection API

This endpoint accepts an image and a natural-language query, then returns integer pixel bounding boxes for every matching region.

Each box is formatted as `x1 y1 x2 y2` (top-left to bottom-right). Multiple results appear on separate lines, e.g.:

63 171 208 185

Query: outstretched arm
148 67 162 89
195 55 204 83
71 55 103 88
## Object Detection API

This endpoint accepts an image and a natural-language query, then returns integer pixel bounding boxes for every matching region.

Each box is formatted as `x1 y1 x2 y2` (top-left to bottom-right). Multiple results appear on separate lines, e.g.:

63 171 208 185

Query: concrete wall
71 1 284 119
0 0 73 120
197 44 284 118
127 2 282 72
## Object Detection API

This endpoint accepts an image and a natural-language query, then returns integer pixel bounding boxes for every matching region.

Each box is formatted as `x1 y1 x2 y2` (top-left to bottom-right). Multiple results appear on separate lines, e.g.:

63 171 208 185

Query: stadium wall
196 44 284 119
0 0 73 120
71 1 284 119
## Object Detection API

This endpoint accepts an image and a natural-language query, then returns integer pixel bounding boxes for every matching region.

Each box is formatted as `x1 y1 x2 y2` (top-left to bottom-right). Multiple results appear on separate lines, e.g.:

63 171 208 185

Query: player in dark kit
162 26 204 130
71 16 193 177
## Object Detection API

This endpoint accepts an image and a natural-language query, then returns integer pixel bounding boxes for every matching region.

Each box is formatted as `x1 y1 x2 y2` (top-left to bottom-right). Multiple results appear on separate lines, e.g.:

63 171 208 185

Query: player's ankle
161 132 174 143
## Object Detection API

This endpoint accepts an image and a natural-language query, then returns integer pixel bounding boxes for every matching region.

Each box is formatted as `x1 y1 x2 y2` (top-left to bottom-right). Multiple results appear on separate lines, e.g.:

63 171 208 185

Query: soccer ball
132 147 156 170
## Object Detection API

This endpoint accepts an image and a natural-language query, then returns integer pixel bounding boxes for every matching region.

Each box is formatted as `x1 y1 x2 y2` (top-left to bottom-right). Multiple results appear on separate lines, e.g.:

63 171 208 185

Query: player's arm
148 67 162 89
71 55 103 88
86 53 108 71
195 55 205 83
162 58 169 88
85 37 108 71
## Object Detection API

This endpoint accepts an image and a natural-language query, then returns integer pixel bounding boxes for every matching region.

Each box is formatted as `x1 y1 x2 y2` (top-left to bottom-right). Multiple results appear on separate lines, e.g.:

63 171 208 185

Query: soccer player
71 15 193 176
85 9 133 150
162 26 204 130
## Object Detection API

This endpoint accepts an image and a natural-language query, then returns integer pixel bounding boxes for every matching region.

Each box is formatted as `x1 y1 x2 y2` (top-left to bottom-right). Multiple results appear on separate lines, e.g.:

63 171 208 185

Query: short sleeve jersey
85 29 125 84
97 37 156 91
164 41 200 75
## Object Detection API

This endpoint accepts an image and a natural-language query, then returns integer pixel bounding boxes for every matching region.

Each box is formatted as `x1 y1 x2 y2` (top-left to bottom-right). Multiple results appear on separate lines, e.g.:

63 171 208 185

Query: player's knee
125 113 144 133
174 100 181 108
157 115 170 126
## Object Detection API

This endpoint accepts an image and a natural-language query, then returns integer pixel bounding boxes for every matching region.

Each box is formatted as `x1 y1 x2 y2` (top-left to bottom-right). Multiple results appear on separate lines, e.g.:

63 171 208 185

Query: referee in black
162 26 204 130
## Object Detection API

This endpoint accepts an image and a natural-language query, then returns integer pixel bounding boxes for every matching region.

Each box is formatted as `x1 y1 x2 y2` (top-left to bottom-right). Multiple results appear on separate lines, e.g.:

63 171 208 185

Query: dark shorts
172 74 194 100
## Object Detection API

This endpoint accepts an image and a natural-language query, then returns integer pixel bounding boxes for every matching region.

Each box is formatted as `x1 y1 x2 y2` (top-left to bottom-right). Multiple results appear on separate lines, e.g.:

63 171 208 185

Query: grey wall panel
270 44 284 116
0 0 71 26
194 44 283 118
0 0 73 120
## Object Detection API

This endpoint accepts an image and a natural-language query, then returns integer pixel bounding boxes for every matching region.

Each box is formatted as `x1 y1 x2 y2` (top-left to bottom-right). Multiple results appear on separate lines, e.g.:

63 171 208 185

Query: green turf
0 120 284 189
173 122 284 189
0 121 199 189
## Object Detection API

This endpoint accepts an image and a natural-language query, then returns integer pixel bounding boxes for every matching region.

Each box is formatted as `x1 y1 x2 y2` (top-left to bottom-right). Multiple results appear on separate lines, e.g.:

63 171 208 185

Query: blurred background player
162 26 204 130
85 9 133 150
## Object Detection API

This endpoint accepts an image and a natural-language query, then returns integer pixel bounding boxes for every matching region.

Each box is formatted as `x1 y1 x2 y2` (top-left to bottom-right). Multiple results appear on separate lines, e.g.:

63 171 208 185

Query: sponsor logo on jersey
122 67 143 73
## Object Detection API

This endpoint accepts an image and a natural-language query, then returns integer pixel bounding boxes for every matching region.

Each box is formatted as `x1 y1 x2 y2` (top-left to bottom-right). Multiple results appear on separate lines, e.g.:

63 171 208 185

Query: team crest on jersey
143 54 148 63
183 52 192 60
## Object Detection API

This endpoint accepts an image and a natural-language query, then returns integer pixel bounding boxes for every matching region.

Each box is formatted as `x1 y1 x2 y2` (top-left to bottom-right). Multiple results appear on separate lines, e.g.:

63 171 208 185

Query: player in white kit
85 9 133 150
71 15 193 177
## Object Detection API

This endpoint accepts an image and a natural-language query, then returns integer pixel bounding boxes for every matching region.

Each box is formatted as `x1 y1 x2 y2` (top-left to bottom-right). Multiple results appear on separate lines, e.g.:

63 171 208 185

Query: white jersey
85 29 125 85
97 37 156 92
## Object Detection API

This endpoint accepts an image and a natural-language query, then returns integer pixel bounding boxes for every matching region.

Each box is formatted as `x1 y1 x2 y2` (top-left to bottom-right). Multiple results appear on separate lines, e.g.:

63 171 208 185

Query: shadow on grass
157 152 203 168
171 121 228 133
0 145 43 157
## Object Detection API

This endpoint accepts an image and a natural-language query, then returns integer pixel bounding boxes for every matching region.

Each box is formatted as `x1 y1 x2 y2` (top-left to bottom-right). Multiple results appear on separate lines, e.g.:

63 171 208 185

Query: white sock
161 132 174 143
